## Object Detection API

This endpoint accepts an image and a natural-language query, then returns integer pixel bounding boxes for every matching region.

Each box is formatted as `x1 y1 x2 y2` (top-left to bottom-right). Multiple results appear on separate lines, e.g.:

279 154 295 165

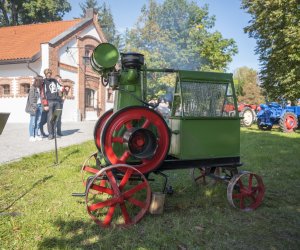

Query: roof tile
0 19 82 61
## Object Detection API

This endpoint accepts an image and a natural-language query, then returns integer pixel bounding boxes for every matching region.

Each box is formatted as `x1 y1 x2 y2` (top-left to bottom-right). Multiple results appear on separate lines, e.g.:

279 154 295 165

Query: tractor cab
169 70 240 160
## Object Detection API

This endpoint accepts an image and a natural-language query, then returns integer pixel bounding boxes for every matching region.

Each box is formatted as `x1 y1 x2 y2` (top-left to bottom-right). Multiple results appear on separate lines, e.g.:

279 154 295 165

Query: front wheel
85 164 151 227
257 118 272 131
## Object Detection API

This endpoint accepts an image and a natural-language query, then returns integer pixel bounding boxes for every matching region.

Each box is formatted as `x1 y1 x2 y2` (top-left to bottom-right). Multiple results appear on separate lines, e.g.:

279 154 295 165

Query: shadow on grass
0 175 53 213
59 149 80 164
37 219 114 249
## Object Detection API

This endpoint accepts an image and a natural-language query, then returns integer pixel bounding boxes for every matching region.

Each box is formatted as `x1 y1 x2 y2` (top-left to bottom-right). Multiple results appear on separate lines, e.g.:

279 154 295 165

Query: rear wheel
240 107 255 127
279 112 298 133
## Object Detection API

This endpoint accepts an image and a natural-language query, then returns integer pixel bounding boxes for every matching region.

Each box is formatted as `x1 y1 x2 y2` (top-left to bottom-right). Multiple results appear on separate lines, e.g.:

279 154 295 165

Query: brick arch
61 79 75 99
78 36 106 119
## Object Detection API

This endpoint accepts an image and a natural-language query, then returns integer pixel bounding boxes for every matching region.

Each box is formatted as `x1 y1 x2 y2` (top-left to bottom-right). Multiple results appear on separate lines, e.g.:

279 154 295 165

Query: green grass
0 127 299 250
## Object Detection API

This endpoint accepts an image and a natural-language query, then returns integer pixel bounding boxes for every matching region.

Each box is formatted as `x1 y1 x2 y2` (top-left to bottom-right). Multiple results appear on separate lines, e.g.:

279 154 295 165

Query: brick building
0 10 114 123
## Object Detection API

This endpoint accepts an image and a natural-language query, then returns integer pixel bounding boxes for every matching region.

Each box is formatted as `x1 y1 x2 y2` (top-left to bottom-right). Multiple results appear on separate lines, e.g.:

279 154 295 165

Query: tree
242 0 300 102
0 0 71 26
125 0 238 99
79 0 120 47
233 67 264 104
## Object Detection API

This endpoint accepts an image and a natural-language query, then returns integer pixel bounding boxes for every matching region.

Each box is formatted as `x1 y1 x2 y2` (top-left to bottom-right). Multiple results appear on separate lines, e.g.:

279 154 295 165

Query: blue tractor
257 102 300 132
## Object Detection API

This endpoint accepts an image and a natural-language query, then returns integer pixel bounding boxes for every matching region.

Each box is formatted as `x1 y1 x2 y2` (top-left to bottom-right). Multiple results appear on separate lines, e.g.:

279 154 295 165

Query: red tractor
224 103 260 127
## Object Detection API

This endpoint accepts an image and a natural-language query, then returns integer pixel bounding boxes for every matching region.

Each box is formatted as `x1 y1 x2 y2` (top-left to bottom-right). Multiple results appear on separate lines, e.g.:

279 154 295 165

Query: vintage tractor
224 103 260 127
73 43 265 227
257 102 299 132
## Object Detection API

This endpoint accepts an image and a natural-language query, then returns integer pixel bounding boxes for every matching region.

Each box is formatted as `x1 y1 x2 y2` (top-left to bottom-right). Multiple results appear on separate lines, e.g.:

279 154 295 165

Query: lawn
0 127 299 250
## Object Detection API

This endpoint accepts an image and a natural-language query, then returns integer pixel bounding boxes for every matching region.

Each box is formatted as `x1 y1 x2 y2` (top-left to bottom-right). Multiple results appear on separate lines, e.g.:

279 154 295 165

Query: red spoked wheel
85 164 151 227
101 106 170 174
93 109 113 151
227 171 265 211
81 151 105 189
279 112 298 133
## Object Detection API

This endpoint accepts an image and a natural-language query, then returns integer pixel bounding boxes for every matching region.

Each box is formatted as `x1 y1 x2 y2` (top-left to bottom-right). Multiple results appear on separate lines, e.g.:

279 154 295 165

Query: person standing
55 75 69 136
41 69 62 140
25 76 43 141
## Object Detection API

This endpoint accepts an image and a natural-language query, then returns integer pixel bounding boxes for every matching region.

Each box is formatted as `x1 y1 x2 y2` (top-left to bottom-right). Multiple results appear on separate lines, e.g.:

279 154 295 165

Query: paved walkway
0 121 95 165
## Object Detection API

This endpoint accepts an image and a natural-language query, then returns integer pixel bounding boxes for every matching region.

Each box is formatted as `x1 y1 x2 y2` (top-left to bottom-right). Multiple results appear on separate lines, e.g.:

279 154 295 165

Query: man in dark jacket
41 69 62 140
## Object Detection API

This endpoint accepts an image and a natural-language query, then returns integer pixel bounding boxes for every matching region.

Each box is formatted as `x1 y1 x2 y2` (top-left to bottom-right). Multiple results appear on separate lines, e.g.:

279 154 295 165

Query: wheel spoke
239 196 245 209
232 193 243 199
237 179 244 189
125 121 133 130
127 197 147 208
120 203 132 224
120 151 131 162
112 137 124 143
123 181 147 199
106 170 120 195
89 197 121 211
119 168 133 191
90 184 114 195
83 165 99 174
248 174 253 189
142 118 151 129
103 205 116 226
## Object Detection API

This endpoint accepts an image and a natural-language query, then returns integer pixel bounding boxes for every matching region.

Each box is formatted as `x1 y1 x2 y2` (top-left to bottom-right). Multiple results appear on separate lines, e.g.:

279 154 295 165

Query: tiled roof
0 19 83 61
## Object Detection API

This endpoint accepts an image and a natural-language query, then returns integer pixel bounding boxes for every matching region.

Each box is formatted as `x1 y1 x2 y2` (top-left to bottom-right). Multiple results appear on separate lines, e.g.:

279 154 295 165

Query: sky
64 0 259 73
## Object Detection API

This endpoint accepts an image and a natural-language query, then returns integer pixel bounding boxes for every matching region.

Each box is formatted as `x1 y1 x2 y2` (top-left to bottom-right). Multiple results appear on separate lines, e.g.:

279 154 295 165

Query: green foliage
79 0 120 47
125 0 237 99
242 0 300 102
0 0 71 26
234 66 265 104
0 129 300 249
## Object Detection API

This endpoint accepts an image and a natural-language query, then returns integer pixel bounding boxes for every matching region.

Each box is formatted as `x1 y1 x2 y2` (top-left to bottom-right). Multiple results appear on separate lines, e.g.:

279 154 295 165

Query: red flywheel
100 106 170 174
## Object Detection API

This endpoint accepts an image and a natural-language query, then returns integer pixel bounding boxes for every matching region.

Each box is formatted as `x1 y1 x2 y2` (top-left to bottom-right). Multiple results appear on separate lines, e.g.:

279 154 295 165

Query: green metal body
169 70 240 159
91 43 240 162
114 69 143 112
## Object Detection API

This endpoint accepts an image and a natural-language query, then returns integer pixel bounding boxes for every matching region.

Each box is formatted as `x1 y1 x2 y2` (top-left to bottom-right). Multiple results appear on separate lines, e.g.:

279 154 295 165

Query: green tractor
75 43 265 227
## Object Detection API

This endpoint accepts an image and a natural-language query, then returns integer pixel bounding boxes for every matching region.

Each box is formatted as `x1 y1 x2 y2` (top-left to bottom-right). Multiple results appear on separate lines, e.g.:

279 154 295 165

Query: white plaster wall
0 62 41 123
0 60 41 77
79 24 101 41
41 43 49 73
0 96 28 123
106 102 114 111
58 68 79 122
59 38 78 67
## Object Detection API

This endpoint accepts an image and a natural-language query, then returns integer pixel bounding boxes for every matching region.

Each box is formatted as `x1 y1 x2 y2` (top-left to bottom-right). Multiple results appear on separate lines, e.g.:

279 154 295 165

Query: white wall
0 96 28 123
58 68 79 122
79 24 101 41
0 60 41 78
59 38 78 67
41 43 49 73
0 62 40 123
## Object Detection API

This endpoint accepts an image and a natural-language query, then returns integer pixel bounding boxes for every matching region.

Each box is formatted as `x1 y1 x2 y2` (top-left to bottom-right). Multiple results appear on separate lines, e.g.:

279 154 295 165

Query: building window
20 83 30 95
84 45 95 68
0 84 10 96
85 88 95 107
